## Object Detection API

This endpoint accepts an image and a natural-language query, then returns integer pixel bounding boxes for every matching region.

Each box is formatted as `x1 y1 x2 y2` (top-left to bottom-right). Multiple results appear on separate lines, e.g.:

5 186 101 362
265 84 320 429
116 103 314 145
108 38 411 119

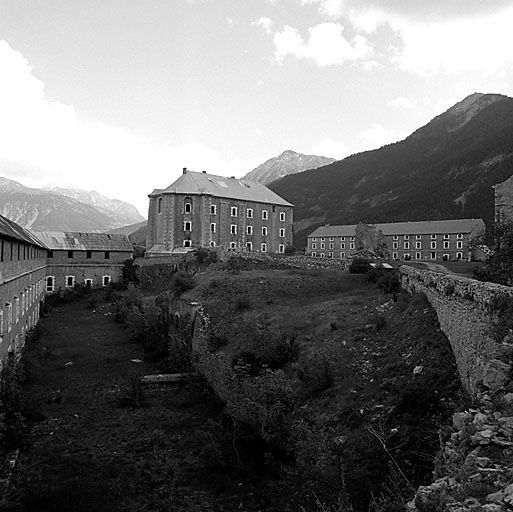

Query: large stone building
0 215 47 364
307 219 486 261
32 231 134 293
146 169 294 256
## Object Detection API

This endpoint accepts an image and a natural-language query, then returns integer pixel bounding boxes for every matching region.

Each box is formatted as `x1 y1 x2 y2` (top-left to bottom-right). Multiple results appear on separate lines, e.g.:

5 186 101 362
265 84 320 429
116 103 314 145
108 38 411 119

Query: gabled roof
151 170 293 207
309 219 485 237
31 231 133 252
0 214 46 248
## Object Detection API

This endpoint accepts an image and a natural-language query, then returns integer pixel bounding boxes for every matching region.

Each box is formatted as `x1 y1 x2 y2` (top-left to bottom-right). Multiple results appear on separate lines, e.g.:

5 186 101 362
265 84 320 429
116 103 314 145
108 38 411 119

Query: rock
502 392 513 403
413 365 424 376
486 490 505 503
482 359 512 390
483 504 504 511
473 412 489 427
453 412 472 429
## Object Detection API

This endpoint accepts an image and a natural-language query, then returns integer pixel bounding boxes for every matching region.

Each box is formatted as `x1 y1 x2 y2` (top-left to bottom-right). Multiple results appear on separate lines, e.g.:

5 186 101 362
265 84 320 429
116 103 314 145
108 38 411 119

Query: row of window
310 251 464 260
48 250 111 259
0 240 45 263
312 242 355 250
45 275 112 293
182 239 286 253
311 233 465 242
224 206 286 222
393 241 463 250
183 222 286 237
1 279 44 337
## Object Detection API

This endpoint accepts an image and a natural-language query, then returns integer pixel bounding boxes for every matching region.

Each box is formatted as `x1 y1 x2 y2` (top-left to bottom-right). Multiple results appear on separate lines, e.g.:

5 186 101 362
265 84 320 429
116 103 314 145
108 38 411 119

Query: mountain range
0 178 145 232
242 150 336 184
269 92 513 248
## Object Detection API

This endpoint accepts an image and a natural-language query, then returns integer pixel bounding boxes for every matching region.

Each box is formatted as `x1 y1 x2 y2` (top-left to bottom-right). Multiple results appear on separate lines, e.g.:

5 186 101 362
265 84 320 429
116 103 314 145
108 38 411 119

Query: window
320 253 325 258
85 279 93 288
431 234 437 240
261 243 267 252
312 237 317 241
184 221 192 231
340 236 345 242
104 251 110 259
279 228 285 238
321 237 325 241
246 242 253 251
210 223 216 233
392 252 398 259
443 234 450 239
210 204 216 215
279 244 285 254
312 243 316 249
311 252 317 257
230 224 237 235
350 236 355 241
404 254 411 260
231 206 238 217
431 252 436 259
341 252 345 258
443 241 449 249
210 241 216 247
457 241 463 249
6 303 12 332
262 227 268 236
46 276 55 293
0 310 3 337
320 243 325 249
247 225 253 235
431 241 436 249
456 252 463 260
279 212 285 221
67 250 73 258
416 252 421 259
65 275 75 288
272 205 276 213
158 197 163 214
404 235 410 240
393 242 398 249
416 234 422 240
48 250 53 258
262 210 268 220
415 241 421 249
393 235 398 241
184 202 192 214
341 243 345 249
230 242 237 250
329 243 333 249
328 252 333 258
86 251 92 259
183 240 191 247
457 233 463 239
404 242 410 249
247 208 253 218
349 242 355 250
329 237 334 241
443 254 450 261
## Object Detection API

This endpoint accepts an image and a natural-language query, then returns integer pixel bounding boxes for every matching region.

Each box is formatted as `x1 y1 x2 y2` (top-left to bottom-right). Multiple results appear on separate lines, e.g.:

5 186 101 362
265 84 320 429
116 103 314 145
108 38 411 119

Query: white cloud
357 123 407 151
252 16 273 34
273 23 373 66
310 137 348 159
0 41 258 216
386 96 416 109
300 0 345 19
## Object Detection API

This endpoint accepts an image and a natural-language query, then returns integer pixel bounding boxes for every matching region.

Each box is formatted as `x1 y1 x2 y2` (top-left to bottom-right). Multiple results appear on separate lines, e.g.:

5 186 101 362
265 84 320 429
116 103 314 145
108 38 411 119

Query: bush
193 248 218 265
172 271 195 296
349 257 371 273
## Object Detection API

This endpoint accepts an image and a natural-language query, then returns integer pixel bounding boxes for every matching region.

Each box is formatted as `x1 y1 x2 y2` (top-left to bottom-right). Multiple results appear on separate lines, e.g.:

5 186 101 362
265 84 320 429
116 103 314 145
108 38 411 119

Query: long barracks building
307 219 486 262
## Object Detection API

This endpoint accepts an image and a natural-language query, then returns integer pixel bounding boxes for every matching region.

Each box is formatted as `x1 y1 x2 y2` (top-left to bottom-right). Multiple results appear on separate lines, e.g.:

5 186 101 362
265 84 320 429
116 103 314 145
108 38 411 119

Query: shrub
193 247 217 265
349 257 371 274
377 271 401 294
172 271 195 296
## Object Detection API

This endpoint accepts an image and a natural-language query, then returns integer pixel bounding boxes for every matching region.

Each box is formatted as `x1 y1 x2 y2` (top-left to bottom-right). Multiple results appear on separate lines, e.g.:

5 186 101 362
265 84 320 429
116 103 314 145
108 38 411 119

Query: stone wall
399 265 513 395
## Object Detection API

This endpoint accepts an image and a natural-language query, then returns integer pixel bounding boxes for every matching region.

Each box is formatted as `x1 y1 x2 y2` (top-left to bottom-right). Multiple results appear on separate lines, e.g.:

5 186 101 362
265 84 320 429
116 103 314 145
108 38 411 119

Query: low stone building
32 231 133 293
307 219 486 262
146 168 294 256
0 215 47 364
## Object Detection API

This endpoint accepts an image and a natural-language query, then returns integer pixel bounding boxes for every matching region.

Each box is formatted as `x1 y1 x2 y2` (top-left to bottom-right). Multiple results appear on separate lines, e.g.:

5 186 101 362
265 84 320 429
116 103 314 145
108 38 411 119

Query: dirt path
15 295 263 512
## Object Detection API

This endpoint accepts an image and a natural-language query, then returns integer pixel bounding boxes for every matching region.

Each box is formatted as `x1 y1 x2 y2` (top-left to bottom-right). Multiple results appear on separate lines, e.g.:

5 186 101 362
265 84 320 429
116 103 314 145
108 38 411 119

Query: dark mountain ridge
269 93 513 248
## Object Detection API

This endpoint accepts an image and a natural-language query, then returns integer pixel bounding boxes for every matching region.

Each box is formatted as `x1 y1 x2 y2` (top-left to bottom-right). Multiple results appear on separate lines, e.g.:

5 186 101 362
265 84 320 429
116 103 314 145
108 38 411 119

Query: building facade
0 216 47 364
146 169 294 256
307 219 486 261
31 231 134 293
494 175 513 225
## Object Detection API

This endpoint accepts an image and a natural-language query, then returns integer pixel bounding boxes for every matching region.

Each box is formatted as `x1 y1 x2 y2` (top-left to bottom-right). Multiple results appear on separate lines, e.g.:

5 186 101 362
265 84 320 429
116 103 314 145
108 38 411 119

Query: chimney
183 167 187 174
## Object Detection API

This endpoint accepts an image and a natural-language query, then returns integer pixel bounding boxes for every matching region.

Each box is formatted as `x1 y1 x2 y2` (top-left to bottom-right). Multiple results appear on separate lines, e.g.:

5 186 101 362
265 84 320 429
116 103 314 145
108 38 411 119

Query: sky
1 0 513 217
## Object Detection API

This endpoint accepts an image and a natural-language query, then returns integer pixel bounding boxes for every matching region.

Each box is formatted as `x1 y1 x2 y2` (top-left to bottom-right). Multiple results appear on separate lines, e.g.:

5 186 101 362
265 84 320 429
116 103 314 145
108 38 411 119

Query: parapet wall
399 266 513 395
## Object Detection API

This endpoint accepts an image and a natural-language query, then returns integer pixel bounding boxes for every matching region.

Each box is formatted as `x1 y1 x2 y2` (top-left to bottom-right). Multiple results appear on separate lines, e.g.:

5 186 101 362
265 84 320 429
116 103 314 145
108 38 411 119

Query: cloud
310 137 349 159
0 41 259 216
252 16 273 34
357 123 407 151
386 96 416 109
273 23 373 66
300 0 345 19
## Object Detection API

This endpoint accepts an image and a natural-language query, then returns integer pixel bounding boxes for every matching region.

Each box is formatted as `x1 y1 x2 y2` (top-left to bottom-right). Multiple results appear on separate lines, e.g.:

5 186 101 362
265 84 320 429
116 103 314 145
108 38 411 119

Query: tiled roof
0 214 46 248
31 231 133 252
152 170 293 207
309 219 485 237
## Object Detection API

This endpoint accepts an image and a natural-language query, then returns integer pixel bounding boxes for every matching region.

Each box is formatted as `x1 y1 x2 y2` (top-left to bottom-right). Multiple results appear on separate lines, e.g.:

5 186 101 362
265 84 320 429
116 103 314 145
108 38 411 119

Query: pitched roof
309 219 485 237
0 214 46 248
152 170 293 207
31 231 133 252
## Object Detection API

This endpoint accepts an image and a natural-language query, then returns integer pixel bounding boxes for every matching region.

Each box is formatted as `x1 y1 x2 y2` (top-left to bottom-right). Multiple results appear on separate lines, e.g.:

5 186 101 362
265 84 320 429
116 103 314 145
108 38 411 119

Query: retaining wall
399 265 513 395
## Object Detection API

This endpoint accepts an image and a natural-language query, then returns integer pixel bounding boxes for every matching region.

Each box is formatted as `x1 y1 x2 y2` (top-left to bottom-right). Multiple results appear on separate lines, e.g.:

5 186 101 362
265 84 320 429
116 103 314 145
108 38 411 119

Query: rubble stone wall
399 265 513 395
